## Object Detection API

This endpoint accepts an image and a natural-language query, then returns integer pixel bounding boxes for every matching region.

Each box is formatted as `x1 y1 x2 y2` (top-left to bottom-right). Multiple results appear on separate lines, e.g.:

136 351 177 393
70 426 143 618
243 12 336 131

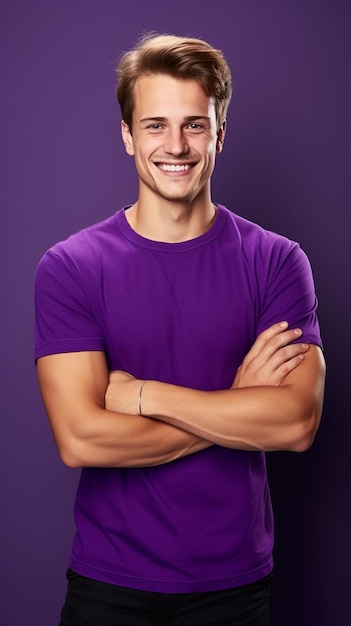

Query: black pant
59 568 272 626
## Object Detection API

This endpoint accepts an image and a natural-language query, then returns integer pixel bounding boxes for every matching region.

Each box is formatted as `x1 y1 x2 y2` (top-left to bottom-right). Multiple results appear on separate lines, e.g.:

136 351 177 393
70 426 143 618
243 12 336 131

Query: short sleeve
34 248 105 361
256 241 322 348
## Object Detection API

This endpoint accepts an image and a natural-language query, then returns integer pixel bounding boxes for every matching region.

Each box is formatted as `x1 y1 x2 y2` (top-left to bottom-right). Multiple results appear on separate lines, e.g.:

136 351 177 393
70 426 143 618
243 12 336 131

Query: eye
147 123 164 131
186 123 204 132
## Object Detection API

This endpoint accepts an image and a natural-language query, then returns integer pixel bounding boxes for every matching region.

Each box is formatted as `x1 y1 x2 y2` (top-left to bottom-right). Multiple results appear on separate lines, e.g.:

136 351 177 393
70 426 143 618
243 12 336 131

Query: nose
164 127 189 157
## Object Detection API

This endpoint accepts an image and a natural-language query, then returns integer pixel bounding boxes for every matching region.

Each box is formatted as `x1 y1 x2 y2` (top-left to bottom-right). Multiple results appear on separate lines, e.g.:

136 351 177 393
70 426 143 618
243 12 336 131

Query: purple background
1 1 350 624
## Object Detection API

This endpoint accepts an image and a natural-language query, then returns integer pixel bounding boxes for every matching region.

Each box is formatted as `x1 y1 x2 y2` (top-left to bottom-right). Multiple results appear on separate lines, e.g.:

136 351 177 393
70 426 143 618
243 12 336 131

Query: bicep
282 344 326 425
37 351 108 449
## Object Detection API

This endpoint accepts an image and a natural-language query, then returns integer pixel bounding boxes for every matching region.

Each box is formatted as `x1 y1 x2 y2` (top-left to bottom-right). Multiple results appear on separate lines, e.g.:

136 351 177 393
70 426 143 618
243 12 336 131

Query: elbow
288 409 321 453
60 451 82 469
289 429 315 453
57 437 84 468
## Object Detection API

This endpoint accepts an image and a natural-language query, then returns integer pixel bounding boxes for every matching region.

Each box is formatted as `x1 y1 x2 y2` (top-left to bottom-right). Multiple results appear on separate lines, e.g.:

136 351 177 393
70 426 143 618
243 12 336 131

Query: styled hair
116 33 232 131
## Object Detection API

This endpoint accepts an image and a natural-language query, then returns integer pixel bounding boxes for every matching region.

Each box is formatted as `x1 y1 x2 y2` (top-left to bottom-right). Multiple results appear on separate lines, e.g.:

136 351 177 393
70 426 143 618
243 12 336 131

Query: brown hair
116 33 232 131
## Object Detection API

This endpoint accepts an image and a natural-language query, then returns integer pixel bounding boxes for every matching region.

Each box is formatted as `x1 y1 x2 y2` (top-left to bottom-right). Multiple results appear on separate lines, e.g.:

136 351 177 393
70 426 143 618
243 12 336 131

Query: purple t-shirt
34 205 322 593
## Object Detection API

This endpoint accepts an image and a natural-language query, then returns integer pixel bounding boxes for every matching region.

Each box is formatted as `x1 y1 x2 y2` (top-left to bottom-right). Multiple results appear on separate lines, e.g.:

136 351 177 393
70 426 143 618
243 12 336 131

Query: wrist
138 380 146 415
138 380 160 418
140 380 176 420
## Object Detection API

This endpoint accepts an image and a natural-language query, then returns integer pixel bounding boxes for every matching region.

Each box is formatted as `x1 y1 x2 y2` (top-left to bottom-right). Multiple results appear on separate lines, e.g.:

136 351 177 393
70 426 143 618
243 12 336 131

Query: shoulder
219 205 300 257
218 206 316 290
36 210 125 274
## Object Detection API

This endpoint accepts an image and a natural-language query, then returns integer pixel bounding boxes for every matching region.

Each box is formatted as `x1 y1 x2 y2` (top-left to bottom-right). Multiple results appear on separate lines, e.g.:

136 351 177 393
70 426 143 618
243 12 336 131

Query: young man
35 34 325 625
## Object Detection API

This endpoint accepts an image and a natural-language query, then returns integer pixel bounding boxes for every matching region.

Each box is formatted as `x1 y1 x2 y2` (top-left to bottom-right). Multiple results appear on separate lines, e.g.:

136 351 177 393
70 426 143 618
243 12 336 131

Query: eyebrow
139 116 211 125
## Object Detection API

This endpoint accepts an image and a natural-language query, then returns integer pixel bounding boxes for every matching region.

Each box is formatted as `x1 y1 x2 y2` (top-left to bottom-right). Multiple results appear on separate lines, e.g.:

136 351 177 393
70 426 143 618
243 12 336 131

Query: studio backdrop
1 1 350 625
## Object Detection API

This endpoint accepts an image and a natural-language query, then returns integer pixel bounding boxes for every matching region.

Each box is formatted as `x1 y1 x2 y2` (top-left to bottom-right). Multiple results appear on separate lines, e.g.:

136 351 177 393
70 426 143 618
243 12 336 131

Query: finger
258 323 303 348
269 342 310 371
248 323 303 361
258 321 290 342
254 322 302 350
269 351 307 385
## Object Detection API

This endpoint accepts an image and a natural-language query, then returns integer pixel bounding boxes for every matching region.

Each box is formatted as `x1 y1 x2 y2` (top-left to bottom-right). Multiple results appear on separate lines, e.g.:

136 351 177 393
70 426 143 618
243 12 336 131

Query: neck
125 195 217 243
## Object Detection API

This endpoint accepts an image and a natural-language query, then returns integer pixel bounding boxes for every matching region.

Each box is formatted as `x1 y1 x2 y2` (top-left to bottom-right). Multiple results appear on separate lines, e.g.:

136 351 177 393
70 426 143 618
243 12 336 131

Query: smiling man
35 34 325 625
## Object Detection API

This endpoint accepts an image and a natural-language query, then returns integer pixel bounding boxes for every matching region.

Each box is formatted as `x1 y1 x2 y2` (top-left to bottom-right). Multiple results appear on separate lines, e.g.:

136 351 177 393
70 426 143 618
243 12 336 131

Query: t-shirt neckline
116 204 228 253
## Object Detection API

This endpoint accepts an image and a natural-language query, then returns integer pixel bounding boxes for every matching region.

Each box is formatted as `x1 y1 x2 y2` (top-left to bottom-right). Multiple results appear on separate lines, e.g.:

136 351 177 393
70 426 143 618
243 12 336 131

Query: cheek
200 136 217 154
135 138 159 160
203 142 217 164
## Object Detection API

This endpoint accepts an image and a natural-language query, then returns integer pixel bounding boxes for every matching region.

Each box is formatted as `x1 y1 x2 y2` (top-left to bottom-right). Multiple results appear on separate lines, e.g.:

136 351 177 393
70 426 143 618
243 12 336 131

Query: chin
155 185 201 204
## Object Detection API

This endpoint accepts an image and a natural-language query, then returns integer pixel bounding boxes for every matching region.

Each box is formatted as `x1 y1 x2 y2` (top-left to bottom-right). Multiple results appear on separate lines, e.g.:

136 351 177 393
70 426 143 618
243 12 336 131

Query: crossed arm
37 322 325 468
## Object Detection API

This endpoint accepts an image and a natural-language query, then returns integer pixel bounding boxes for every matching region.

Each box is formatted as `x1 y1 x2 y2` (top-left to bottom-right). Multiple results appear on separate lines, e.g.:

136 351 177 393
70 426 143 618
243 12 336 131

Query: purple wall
1 1 350 624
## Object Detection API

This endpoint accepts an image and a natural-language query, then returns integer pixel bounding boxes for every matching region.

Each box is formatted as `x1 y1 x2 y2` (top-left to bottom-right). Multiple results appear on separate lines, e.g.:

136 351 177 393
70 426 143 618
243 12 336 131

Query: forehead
132 74 215 120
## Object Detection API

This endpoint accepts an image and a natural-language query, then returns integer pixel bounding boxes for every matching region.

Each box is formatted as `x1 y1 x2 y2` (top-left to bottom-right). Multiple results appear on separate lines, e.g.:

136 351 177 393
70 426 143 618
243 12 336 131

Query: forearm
61 407 212 468
142 374 323 452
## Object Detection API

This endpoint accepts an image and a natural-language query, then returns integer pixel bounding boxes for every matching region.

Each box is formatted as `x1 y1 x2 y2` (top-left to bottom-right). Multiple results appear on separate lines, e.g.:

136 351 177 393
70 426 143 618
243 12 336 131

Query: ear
216 121 226 154
121 120 134 156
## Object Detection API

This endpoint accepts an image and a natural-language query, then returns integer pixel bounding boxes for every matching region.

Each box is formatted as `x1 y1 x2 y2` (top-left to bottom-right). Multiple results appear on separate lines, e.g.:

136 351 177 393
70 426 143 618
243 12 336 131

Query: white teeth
159 163 191 172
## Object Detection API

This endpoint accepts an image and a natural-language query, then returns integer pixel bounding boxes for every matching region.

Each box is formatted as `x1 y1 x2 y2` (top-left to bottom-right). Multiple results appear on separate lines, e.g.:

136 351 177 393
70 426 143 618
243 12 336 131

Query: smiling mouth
157 163 193 172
